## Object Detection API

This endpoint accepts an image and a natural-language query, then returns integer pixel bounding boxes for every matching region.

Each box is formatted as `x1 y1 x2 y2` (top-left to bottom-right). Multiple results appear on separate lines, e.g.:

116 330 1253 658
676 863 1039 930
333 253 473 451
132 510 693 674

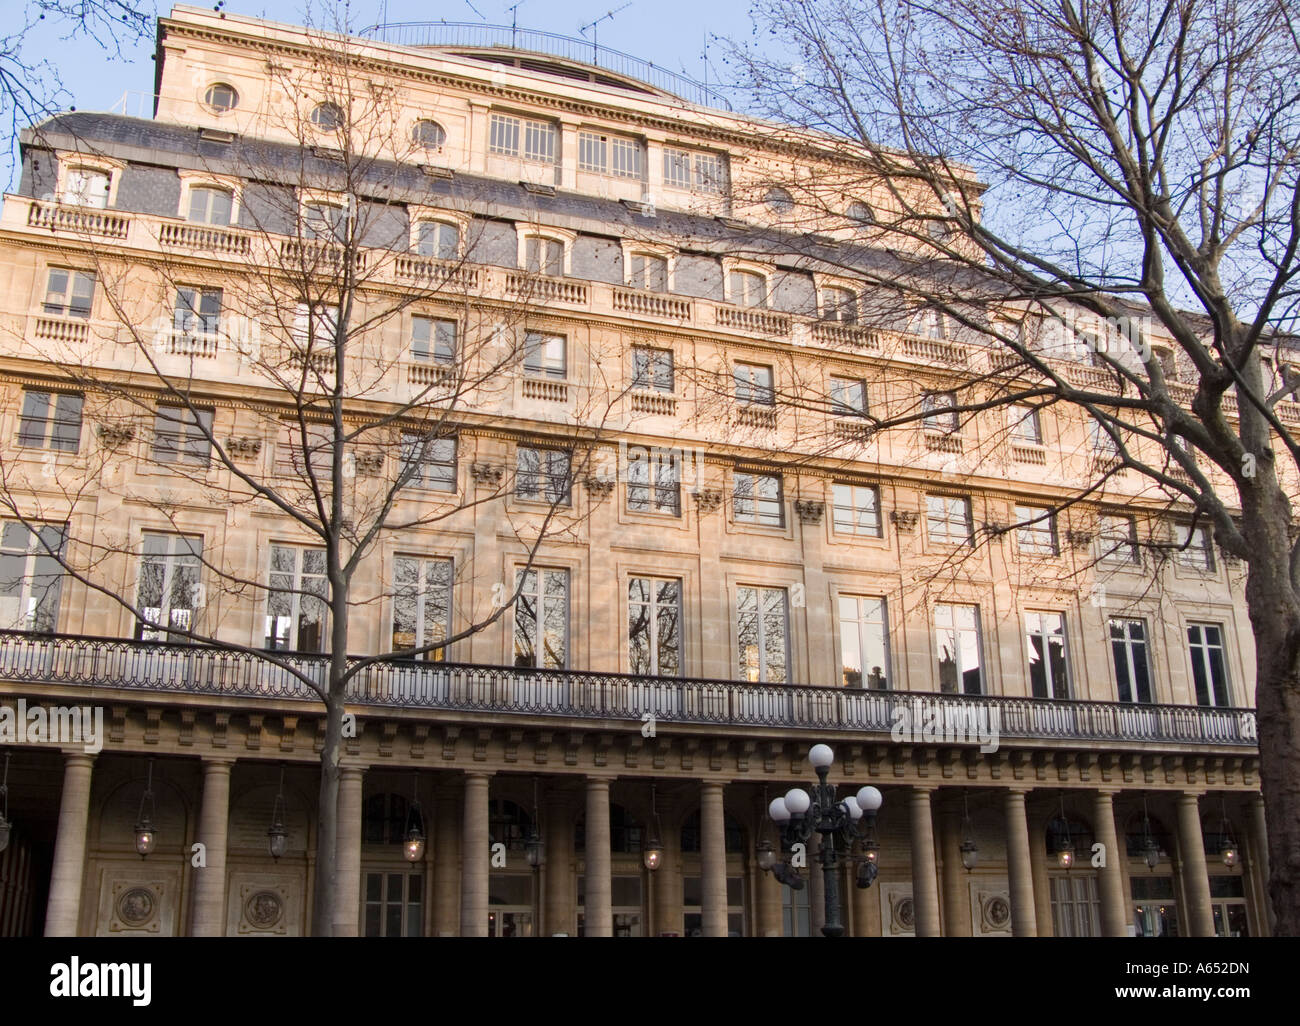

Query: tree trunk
310 688 345 937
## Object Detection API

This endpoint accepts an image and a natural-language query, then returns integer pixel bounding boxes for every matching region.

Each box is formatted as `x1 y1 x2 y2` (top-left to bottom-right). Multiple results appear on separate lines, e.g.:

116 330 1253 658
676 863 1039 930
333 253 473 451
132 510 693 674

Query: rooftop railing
0 630 1258 748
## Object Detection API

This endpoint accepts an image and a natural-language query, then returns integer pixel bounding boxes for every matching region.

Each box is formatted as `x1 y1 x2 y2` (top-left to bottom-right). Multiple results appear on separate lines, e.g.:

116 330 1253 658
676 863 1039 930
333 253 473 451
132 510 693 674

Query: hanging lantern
1219 798 1238 869
404 775 426 863
642 784 663 871
523 778 543 869
267 765 289 860
1053 797 1074 870
1140 798 1159 870
134 760 157 858
959 794 978 871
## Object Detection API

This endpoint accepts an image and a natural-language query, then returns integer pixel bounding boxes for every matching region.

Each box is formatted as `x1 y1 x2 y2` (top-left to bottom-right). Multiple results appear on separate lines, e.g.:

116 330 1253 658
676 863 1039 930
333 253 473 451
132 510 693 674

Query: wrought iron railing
0 630 1258 747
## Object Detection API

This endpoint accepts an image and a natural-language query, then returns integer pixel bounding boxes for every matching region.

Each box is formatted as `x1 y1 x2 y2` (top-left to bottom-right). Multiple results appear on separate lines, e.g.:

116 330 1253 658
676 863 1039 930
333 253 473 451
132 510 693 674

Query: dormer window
908 307 945 339
303 200 349 242
728 269 767 309
187 186 234 227
62 167 109 208
821 286 858 324
628 252 668 291
525 236 564 276
416 220 460 260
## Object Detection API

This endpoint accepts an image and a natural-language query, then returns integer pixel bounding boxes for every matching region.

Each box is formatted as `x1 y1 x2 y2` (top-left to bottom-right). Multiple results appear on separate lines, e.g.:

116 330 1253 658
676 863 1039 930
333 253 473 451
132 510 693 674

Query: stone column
909 787 942 937
44 752 95 936
700 782 728 937
851 865 881 937
1249 794 1274 936
1175 792 1215 937
584 777 613 937
433 786 461 937
939 805 972 936
461 773 491 937
1094 790 1129 937
1005 789 1037 937
653 801 683 936
332 766 364 937
753 796 783 937
544 795 574 936
1028 808 1055 936
190 757 234 936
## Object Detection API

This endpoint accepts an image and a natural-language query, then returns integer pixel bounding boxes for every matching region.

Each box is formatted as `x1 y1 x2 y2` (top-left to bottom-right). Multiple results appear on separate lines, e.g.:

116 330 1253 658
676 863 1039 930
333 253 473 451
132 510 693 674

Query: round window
764 187 794 214
412 119 447 149
847 201 874 225
204 82 239 113
311 102 344 130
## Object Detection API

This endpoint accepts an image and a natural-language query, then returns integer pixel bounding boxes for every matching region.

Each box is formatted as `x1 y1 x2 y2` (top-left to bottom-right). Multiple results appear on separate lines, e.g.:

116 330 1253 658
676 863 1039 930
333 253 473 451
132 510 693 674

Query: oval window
204 83 239 113
412 119 447 150
311 102 344 130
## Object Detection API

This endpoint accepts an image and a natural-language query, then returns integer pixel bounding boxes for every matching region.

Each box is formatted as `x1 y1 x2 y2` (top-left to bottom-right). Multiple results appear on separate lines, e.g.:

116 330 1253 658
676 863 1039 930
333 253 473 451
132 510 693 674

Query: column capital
338 765 366 782
1178 789 1207 801
200 755 237 768
59 749 97 765
1093 787 1121 799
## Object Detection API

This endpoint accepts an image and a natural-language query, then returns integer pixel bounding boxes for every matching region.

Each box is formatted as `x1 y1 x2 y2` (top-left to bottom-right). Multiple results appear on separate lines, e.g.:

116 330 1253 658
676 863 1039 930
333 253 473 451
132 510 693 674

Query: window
729 269 767 308
831 483 880 537
61 167 109 208
1025 611 1070 699
412 119 447 150
578 130 645 178
1099 514 1140 564
524 236 564 276
1051 877 1101 937
922 391 958 433
1007 404 1043 445
173 286 222 337
136 533 202 642
400 433 457 491
783 882 812 937
1187 622 1231 707
663 147 727 194
627 252 668 291
514 567 568 669
278 421 334 480
909 307 944 339
187 186 233 227
310 102 343 130
830 376 867 417
734 363 774 405
764 187 794 214
489 113 556 162
1175 524 1215 571
42 268 95 318
364 872 423 938
1110 618 1153 704
734 473 784 527
628 576 682 676
152 406 214 465
392 556 452 659
265 544 327 652
17 390 82 452
631 347 673 392
627 448 681 515
1089 418 1119 456
0 522 66 633
737 585 790 683
303 201 348 242
846 201 874 226
523 331 566 379
839 595 889 689
203 82 238 112
415 220 460 260
411 316 457 364
934 603 983 694
927 494 972 545
822 286 857 323
516 447 571 504
1015 504 1058 555
292 302 339 349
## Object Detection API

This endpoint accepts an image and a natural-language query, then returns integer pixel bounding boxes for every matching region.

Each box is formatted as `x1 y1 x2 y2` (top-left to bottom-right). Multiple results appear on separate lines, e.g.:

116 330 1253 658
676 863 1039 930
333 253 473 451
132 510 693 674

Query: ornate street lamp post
764 744 883 937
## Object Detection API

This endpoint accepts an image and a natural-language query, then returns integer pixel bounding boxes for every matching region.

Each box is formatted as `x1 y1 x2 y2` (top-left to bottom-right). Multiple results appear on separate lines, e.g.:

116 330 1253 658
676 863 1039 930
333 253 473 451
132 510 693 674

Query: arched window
764 187 794 214
61 167 110 209
204 83 239 112
488 799 532 851
728 269 767 309
524 235 565 277
303 200 349 242
1045 814 1095 859
311 102 344 131
821 285 857 324
187 186 234 227
363 793 408 845
846 201 874 226
680 810 745 853
1124 811 1173 860
574 803 643 853
416 220 460 260
412 119 447 150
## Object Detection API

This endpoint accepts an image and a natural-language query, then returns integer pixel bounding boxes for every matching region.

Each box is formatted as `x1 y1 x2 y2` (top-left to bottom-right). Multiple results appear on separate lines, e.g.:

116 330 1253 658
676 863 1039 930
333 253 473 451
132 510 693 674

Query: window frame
0 521 67 634
1186 621 1232 708
42 266 96 319
1109 617 1154 704
17 389 83 453
513 565 570 669
736 584 791 683
523 331 567 380
829 376 868 417
838 593 890 689
734 362 775 406
631 346 674 393
626 448 682 516
151 405 215 466
265 543 329 653
202 82 239 113
410 315 458 365
489 111 558 163
934 602 984 695
135 532 204 643
922 391 959 434
831 483 881 538
399 432 458 492
515 446 572 505
733 472 784 528
1175 523 1216 572
1007 403 1043 446
726 267 770 309
1024 610 1071 699
926 494 973 546
1014 503 1059 556
627 575 683 676
391 555 453 660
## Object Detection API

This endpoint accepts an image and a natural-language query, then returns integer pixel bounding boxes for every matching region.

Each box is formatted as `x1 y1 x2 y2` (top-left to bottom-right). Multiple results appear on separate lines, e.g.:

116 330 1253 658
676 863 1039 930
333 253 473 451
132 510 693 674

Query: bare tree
718 0 1300 931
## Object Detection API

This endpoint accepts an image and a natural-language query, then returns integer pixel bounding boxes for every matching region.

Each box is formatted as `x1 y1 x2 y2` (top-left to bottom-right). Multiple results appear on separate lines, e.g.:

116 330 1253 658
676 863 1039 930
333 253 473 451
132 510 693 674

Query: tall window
265 545 327 652
628 576 681 676
303 201 348 241
516 447 571 504
152 406 213 465
1015 504 1058 555
136 533 202 642
1025 611 1070 699
631 347 673 392
839 595 889 689
1187 623 1231 707
935 603 983 694
831 483 880 537
17 390 82 452
627 253 668 291
61 167 109 208
821 286 857 323
830 376 867 417
411 316 456 364
729 270 767 308
43 268 95 318
392 556 452 659
627 449 681 515
514 567 568 669
734 363 775 405
662 147 727 194
927 494 972 545
1007 404 1043 445
364 872 423 938
416 221 460 260
737 585 789 683
0 522 66 633
1099 514 1139 564
187 186 233 226
1175 524 1215 571
524 236 565 276
1110 618 1153 704
399 433 457 491
1051 877 1101 937
734 473 784 527
523 332 566 378
578 130 645 178
922 391 958 433
173 286 222 337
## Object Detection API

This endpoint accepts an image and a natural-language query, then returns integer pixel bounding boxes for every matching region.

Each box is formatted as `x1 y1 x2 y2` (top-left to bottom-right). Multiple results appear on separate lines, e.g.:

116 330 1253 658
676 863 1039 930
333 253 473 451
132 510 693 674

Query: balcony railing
0 630 1257 747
